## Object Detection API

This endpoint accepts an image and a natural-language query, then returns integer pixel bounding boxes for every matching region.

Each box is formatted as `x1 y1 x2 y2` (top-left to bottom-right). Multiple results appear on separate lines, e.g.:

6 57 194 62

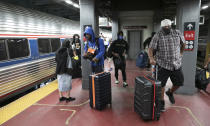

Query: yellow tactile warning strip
170 106 204 126
0 80 58 125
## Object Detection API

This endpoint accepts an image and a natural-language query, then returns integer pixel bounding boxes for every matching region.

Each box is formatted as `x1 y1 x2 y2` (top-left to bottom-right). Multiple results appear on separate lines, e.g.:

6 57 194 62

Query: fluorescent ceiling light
65 0 73 5
65 0 80 8
73 3 80 8
202 5 209 10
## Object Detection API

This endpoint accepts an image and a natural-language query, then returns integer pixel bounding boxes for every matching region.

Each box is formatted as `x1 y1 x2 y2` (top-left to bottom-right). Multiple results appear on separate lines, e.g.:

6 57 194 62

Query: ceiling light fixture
65 0 73 5
73 3 80 8
65 0 80 9
202 5 209 10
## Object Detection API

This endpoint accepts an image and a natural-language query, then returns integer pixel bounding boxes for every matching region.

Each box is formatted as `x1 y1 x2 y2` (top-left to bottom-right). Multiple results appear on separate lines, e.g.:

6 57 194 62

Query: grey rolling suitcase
134 66 161 121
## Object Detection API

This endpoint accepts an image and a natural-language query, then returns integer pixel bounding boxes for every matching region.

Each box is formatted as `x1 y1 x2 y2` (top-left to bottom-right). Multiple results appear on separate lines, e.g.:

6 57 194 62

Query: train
197 37 210 67
0 1 112 103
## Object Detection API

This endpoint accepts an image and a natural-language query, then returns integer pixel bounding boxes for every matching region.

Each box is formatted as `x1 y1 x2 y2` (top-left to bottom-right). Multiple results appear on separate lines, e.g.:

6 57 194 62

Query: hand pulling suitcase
134 65 161 121
89 72 112 110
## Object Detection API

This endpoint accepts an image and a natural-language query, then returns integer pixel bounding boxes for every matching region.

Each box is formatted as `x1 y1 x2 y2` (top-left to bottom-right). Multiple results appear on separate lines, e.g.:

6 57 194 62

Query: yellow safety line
33 100 90 107
60 109 77 125
170 106 204 126
0 80 58 125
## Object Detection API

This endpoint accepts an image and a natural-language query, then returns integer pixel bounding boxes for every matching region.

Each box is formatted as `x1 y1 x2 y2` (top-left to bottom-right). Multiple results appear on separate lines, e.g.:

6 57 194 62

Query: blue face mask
119 36 123 40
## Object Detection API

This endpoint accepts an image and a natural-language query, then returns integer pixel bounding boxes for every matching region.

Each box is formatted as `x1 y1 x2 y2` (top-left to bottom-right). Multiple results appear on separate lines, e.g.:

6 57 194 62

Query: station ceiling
1 0 210 21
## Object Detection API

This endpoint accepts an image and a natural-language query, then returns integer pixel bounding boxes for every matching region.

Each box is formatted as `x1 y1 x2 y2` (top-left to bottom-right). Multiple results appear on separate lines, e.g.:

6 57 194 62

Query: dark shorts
157 66 184 87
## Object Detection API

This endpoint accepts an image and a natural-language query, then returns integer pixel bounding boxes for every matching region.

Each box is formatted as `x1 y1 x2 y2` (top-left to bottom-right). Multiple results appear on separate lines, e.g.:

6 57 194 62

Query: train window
7 39 29 59
51 38 61 52
0 40 8 61
38 39 51 54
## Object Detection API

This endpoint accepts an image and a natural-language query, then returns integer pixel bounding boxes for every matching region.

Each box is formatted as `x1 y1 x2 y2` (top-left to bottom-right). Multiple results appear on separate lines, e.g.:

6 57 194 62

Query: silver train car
0 2 80 102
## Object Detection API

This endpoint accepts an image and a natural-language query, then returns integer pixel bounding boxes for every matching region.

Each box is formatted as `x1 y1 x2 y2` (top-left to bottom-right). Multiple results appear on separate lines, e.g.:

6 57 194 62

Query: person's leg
166 67 184 104
66 77 76 102
157 67 170 111
59 91 63 97
66 90 76 102
115 66 119 84
59 91 66 101
121 62 128 87
67 90 70 98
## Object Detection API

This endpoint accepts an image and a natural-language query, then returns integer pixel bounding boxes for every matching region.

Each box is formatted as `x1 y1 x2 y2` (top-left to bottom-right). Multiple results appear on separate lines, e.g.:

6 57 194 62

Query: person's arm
148 48 156 65
180 42 185 56
83 42 88 57
178 30 186 55
94 39 105 60
148 34 158 65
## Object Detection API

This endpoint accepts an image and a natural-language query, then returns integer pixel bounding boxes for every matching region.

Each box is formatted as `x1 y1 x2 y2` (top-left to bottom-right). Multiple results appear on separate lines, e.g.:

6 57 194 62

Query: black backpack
195 68 209 91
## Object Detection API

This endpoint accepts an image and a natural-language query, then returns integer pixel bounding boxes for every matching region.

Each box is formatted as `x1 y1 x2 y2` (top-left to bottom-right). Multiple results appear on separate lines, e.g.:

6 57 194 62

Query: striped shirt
149 29 185 71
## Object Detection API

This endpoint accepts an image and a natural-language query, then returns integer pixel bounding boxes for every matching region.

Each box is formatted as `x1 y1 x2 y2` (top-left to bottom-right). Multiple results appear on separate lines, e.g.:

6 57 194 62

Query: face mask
75 38 79 42
119 36 123 40
162 27 171 34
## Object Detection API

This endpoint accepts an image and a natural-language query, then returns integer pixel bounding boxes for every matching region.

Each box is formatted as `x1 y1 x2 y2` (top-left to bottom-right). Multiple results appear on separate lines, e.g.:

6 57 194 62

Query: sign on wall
184 22 195 51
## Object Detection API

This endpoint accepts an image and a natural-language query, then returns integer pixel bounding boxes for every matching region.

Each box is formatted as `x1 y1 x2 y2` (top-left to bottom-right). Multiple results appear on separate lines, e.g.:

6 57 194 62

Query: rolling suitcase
89 72 112 110
134 66 161 121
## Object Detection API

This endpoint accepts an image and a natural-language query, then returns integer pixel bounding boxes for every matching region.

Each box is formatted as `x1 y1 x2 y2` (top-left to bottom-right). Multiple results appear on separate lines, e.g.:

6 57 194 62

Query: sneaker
160 100 165 112
166 89 175 104
123 82 128 87
66 97 76 102
59 97 66 102
115 80 119 84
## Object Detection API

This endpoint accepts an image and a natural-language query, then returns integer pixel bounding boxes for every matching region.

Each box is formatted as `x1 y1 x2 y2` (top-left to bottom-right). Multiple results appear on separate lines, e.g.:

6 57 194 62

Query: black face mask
75 38 79 42
162 27 171 35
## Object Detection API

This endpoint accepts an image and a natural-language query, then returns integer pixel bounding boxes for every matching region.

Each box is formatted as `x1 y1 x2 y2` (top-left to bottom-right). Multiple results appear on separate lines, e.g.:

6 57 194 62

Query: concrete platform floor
1 60 210 126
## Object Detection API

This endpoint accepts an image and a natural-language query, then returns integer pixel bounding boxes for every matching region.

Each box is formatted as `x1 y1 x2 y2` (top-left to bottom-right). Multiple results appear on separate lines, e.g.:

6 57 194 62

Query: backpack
136 51 149 68
195 68 209 91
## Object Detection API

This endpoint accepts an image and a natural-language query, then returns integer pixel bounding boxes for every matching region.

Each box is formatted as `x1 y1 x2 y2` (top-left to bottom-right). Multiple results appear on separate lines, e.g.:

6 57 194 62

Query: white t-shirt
104 40 109 46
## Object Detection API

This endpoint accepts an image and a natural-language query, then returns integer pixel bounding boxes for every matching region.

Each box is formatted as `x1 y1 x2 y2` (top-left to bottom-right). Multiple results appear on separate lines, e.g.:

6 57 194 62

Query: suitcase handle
143 75 156 120
91 72 105 108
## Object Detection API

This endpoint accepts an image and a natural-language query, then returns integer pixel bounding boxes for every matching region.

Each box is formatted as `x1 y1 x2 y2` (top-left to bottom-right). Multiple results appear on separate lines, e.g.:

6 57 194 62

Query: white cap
161 19 172 27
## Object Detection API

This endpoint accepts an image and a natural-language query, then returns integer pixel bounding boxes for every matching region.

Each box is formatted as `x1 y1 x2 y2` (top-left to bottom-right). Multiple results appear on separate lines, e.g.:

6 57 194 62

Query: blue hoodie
84 27 105 66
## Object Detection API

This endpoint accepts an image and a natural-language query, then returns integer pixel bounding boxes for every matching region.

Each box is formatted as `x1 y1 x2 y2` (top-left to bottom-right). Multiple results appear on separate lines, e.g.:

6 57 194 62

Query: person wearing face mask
72 34 81 56
83 27 105 74
109 31 129 87
148 19 186 112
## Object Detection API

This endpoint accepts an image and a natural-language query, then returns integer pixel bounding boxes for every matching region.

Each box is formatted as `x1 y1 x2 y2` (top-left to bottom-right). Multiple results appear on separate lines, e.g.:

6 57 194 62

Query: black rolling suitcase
89 72 112 110
134 66 161 121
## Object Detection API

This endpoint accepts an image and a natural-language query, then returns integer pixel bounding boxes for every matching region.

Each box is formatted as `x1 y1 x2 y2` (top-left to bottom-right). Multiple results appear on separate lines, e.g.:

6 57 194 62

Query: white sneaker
115 80 119 84
123 82 128 87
